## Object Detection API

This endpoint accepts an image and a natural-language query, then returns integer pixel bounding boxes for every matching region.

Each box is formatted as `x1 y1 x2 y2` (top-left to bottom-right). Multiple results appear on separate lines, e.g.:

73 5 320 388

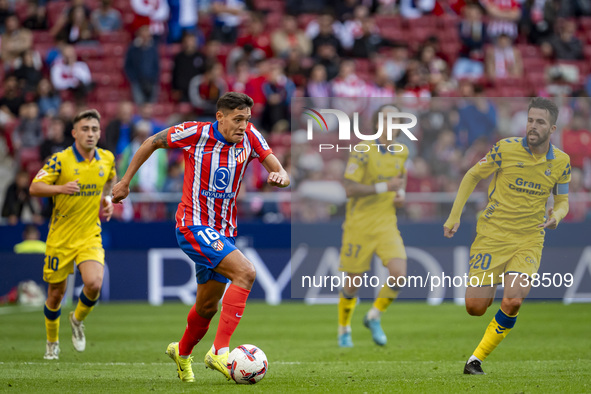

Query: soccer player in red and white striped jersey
112 92 289 382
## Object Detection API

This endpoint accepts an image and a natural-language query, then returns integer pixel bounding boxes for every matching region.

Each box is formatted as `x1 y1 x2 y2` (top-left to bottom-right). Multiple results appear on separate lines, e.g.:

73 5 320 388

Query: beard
527 130 549 147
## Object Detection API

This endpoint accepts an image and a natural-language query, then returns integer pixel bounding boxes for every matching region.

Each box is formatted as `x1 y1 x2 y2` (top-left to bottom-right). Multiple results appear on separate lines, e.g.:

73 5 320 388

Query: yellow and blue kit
445 137 570 285
33 144 116 283
340 143 409 273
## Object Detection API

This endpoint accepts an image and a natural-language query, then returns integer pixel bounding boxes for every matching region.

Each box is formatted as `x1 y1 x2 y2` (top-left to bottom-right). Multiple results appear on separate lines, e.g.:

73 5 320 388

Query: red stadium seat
98 31 131 44
47 1 67 26
75 44 102 60
374 15 401 31
101 43 126 58
297 14 317 29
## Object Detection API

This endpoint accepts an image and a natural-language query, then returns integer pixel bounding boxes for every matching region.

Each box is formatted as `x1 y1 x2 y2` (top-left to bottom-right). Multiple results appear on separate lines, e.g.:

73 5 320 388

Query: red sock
179 304 211 356
213 284 250 354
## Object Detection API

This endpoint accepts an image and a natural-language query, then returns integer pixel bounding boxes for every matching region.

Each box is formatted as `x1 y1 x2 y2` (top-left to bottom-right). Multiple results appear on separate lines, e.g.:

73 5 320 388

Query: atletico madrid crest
235 148 247 163
212 240 224 251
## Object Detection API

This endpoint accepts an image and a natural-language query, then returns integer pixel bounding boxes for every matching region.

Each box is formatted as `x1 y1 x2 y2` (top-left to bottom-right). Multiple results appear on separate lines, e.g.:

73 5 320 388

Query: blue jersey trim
72 143 101 162
495 308 517 329
211 121 232 145
520 137 555 159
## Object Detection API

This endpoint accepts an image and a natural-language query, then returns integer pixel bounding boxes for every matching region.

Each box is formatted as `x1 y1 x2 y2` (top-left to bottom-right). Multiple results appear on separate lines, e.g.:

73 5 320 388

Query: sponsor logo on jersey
235 148 247 163
35 169 48 179
212 240 224 251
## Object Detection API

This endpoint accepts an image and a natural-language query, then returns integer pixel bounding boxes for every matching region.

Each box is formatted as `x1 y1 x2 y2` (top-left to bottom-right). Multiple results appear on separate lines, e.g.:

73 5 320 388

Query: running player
337 105 407 348
30 109 116 360
111 92 289 382
444 97 570 374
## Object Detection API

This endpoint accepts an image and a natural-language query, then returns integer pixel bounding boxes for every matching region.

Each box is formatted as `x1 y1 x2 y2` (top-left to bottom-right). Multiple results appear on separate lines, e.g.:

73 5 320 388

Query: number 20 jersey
166 121 272 237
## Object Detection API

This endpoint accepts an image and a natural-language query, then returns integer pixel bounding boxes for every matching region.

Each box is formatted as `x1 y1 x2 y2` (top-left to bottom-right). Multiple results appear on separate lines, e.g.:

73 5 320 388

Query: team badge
74 169 79 175
99 166 104 177
212 240 224 251
235 148 247 163
545 169 551 176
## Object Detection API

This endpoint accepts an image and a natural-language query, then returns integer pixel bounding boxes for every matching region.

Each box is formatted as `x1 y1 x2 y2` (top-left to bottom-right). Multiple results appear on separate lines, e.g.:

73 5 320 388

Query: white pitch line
0 306 42 315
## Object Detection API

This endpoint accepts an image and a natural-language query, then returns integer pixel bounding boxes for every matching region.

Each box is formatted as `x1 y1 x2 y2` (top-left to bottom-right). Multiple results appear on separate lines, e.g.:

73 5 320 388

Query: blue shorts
176 225 237 284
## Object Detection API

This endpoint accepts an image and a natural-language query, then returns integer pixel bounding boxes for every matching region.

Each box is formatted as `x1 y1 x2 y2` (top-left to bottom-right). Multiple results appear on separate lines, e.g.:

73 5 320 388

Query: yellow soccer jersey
474 137 571 241
32 144 116 250
343 143 408 228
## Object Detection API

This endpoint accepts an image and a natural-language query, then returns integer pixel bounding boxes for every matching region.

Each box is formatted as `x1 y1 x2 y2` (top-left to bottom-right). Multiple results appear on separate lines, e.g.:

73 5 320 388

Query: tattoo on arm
152 130 169 148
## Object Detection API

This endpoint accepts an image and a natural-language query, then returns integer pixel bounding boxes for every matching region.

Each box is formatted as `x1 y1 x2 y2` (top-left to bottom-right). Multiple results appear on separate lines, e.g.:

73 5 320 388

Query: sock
212 284 250 355
368 285 400 320
338 290 357 333
473 308 518 361
468 355 482 364
74 289 99 322
179 304 212 356
44 303 61 343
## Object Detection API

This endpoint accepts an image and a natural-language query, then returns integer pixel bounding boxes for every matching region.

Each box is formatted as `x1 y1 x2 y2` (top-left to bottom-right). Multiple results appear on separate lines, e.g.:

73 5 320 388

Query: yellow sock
338 291 357 328
373 285 400 312
74 290 99 322
44 303 61 342
473 308 518 361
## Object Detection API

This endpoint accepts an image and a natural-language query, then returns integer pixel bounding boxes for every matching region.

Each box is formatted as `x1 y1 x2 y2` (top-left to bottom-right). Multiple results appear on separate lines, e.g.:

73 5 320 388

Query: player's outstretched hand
443 223 460 238
394 189 405 208
538 207 558 229
387 176 404 191
60 180 80 195
267 172 290 188
112 181 130 204
101 196 113 222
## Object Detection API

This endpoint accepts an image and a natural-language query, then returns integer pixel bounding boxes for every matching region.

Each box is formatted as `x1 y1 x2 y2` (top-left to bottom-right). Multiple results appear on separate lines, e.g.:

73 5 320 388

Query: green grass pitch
1 301 590 393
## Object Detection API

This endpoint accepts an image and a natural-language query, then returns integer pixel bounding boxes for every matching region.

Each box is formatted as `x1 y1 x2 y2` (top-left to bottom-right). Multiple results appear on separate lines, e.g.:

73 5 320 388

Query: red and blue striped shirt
166 120 272 236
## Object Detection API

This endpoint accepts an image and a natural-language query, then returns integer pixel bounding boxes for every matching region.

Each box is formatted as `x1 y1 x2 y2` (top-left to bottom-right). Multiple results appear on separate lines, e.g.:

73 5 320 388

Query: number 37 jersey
166 121 272 237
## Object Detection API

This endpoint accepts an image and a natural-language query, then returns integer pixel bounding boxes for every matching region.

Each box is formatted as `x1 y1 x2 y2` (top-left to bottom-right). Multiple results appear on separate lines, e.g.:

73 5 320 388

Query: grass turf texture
0 301 589 393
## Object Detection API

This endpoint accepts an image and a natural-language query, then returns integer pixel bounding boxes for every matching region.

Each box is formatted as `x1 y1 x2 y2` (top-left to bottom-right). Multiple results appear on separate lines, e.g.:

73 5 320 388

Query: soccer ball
227 344 268 384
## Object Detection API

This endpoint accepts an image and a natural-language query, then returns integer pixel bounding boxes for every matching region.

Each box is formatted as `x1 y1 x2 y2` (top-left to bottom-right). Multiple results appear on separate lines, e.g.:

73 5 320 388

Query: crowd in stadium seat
1 0 591 225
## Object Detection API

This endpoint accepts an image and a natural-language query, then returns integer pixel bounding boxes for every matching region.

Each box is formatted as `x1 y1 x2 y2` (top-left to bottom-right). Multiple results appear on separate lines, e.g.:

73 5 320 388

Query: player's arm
262 154 290 188
539 170 571 229
343 176 403 198
393 172 408 208
112 129 170 203
29 179 80 197
101 173 116 222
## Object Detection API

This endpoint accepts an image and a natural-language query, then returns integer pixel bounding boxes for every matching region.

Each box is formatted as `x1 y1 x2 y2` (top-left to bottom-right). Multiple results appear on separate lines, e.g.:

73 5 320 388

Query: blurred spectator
351 16 384 58
131 103 165 136
261 62 296 131
557 0 591 18
564 167 590 222
130 0 169 39
399 0 435 19
331 59 367 97
481 0 521 40
40 118 69 161
271 14 312 58
50 45 93 103
0 0 14 35
124 26 160 105
2 170 40 225
383 43 410 84
211 0 246 44
172 32 207 103
284 49 308 87
485 33 523 79
455 93 497 149
13 225 46 254
227 59 251 93
541 19 584 60
236 12 273 59
45 37 68 67
0 75 25 123
22 0 48 31
428 129 462 179
520 0 556 44
188 62 228 121
162 161 184 219
310 13 343 57
417 43 449 89
56 102 76 146
105 101 135 156
561 111 591 169
367 65 395 97
12 102 43 153
56 5 96 44
13 49 43 94
49 0 91 39
314 43 340 81
405 157 438 220
91 0 122 33
1 15 33 70
36 78 61 118
418 99 454 155
453 3 486 79
338 4 372 51
118 120 168 193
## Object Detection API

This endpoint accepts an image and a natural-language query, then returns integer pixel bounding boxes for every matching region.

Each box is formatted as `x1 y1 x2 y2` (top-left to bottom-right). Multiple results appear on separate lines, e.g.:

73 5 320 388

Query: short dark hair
73 109 101 125
528 97 559 125
217 92 254 113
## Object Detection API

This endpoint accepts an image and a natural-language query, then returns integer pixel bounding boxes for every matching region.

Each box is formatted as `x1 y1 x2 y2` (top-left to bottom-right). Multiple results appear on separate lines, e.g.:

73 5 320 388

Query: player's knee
238 261 256 286
46 289 65 308
84 277 103 295
465 302 488 316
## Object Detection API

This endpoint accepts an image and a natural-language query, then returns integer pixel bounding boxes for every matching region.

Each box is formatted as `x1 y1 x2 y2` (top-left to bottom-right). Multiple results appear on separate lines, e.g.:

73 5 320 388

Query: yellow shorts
339 221 406 273
469 234 543 286
43 237 105 283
